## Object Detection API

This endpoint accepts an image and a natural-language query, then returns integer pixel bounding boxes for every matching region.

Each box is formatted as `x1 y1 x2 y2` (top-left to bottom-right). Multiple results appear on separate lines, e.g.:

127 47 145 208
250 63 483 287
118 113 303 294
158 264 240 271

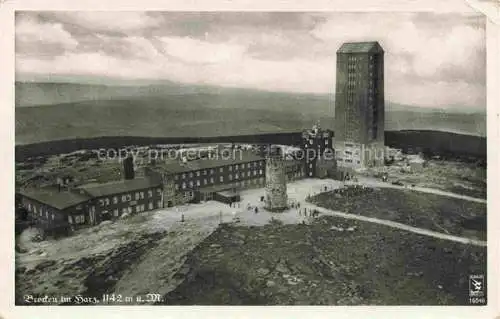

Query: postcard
1 0 499 318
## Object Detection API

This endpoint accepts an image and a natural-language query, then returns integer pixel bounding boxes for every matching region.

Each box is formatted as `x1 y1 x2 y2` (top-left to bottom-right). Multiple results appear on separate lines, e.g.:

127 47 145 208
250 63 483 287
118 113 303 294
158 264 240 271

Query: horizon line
15 76 486 112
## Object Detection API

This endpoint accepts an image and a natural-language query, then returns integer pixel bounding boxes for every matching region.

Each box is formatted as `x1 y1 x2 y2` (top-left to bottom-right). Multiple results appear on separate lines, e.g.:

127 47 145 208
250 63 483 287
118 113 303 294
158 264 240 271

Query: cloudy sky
15 11 486 110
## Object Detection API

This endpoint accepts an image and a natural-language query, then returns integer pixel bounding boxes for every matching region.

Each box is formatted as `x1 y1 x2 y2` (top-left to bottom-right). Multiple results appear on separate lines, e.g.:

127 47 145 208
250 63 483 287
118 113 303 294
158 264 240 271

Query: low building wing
19 187 91 210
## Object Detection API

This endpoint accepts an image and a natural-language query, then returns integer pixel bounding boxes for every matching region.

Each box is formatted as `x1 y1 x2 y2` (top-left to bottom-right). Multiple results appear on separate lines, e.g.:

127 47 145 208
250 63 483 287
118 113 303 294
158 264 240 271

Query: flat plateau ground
163 217 485 305
16 178 486 305
309 187 486 241
363 160 486 199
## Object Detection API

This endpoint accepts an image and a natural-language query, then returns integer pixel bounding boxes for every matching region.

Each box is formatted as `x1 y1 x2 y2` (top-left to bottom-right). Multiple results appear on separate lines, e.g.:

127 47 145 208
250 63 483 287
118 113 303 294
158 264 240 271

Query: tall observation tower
264 145 288 212
334 41 385 169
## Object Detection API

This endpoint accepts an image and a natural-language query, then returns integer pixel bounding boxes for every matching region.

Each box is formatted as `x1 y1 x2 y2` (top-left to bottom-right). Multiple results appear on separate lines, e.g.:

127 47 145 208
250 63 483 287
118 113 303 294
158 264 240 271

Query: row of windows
348 55 375 61
371 77 379 140
26 202 58 221
68 215 85 224
67 200 161 226
102 205 148 216
347 64 376 75
98 188 161 207
348 55 376 61
174 162 264 180
228 178 265 187
115 202 161 216
176 170 264 190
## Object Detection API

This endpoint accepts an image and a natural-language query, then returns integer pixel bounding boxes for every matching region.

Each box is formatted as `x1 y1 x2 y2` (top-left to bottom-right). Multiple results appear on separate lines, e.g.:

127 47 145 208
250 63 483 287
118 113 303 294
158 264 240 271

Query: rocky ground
309 186 487 241
363 160 486 199
163 216 486 305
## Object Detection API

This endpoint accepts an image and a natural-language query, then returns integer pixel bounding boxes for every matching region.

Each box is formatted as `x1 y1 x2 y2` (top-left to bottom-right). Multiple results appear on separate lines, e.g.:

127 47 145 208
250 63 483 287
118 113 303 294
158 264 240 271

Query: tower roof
337 41 384 54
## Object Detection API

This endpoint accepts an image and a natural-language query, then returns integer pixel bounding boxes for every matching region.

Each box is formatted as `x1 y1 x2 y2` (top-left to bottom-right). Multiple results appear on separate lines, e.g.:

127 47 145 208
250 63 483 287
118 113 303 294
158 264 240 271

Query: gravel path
352 177 487 204
304 203 487 247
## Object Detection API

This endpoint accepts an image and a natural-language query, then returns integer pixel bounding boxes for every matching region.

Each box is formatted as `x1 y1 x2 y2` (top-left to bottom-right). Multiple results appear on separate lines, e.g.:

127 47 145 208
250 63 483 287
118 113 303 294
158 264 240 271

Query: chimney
123 156 135 180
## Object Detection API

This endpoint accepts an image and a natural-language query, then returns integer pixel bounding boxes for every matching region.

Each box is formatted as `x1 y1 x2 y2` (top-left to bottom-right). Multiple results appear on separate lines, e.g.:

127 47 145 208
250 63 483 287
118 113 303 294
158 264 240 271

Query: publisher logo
469 274 484 298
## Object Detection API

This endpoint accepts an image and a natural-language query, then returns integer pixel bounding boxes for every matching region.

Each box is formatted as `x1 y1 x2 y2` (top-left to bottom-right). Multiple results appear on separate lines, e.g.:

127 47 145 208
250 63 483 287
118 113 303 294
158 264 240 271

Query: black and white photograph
6 1 498 313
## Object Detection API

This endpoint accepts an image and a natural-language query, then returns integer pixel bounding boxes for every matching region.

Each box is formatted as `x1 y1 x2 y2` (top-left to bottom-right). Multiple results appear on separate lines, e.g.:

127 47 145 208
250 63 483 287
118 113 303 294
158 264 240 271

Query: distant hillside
15 82 486 144
15 96 334 145
385 110 486 137
15 130 486 162
15 81 332 110
385 130 486 161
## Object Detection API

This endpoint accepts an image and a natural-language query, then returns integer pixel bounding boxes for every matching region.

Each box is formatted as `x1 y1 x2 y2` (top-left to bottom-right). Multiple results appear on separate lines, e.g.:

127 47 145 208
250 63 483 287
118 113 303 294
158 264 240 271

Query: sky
15 11 486 110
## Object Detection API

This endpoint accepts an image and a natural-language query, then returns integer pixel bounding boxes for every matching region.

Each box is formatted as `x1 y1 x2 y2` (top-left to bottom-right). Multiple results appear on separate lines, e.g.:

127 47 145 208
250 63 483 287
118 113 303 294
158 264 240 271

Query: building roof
337 42 384 54
19 186 92 210
78 178 161 198
155 151 265 175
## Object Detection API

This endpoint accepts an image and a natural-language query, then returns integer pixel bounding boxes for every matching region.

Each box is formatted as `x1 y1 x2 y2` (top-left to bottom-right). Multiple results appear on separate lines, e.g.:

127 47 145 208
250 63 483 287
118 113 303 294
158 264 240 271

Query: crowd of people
180 180 373 224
